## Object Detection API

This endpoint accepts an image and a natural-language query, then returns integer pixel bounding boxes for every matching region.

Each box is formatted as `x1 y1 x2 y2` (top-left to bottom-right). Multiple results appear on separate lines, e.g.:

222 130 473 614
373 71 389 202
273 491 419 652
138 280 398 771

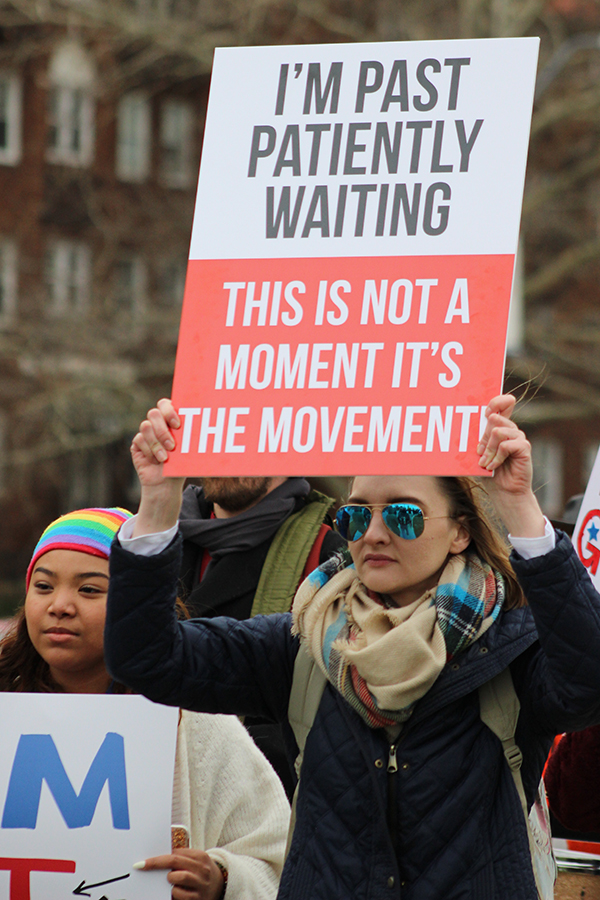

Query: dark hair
0 606 129 693
0 609 58 691
436 476 526 610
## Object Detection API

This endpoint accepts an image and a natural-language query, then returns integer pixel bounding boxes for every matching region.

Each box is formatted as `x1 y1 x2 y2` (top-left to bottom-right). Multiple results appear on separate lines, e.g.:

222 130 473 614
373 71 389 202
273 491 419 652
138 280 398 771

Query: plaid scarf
292 551 504 729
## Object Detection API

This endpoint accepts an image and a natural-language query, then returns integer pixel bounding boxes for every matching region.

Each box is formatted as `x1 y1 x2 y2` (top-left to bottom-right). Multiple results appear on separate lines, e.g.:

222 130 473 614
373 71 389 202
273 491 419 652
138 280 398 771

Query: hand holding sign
477 394 545 538
131 400 185 538
134 849 224 900
132 400 182 483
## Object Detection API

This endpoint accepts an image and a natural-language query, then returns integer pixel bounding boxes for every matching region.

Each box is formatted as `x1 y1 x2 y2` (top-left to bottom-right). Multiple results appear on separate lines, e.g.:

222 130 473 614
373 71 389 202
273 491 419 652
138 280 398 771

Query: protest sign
573 446 600 590
167 37 539 476
0 693 178 900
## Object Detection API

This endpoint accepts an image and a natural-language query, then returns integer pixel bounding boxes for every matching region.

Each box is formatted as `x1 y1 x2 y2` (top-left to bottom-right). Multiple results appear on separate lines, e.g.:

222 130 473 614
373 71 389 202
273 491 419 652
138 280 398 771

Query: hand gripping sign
166 37 539 477
0 694 178 900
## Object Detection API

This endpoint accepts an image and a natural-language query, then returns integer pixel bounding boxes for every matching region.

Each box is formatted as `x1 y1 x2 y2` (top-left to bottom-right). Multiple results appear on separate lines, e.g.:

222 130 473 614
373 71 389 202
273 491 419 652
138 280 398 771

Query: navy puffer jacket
105 532 600 900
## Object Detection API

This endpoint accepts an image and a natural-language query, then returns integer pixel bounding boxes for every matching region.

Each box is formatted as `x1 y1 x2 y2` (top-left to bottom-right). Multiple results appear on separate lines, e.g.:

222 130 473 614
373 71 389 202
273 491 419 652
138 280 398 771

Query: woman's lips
363 555 395 567
44 627 78 642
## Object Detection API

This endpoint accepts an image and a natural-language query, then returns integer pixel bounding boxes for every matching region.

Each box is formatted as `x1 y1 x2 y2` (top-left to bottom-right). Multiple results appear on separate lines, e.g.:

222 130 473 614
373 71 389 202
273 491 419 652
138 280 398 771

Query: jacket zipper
387 741 400 866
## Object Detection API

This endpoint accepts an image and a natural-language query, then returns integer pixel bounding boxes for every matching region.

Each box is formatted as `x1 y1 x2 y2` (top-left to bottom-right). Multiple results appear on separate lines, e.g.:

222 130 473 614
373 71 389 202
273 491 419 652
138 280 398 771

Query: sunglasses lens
336 506 372 542
382 504 425 540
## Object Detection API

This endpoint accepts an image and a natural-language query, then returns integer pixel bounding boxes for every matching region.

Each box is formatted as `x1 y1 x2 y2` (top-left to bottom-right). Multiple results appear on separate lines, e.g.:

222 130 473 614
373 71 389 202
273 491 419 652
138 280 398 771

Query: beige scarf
292 552 502 727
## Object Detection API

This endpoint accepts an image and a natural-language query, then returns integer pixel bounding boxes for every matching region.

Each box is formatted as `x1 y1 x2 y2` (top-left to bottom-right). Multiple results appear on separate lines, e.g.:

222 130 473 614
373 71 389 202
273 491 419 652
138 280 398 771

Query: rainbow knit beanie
26 507 133 589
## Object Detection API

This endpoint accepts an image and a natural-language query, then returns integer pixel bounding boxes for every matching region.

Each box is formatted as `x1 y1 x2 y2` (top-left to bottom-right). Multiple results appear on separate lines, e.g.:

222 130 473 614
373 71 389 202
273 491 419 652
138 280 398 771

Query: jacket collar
408 607 537 723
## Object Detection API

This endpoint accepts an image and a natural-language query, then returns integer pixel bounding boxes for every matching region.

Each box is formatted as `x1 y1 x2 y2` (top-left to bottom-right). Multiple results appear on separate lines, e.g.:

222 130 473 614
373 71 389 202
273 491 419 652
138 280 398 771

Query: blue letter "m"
1 733 130 829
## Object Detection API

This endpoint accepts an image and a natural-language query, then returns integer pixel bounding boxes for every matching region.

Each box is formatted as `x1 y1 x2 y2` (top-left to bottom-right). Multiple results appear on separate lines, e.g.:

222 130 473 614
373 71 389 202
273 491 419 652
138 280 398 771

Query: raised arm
477 398 600 733
105 400 300 723
106 530 299 719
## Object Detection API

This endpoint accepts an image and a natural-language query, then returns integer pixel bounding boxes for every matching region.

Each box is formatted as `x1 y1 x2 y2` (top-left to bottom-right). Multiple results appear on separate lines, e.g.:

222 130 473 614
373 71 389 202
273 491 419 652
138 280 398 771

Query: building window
0 239 17 327
0 72 22 165
114 256 147 315
158 257 187 306
531 436 564 518
45 240 91 316
46 41 95 167
116 92 151 183
159 99 194 188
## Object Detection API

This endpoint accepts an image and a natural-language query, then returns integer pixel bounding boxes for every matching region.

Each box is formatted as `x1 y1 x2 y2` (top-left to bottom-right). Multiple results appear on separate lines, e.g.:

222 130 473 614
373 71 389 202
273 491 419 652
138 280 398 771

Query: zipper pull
387 743 398 773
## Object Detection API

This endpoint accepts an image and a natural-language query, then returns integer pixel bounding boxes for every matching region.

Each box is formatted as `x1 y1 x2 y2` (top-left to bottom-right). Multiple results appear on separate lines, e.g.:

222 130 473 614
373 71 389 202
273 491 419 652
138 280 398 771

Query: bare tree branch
523 152 600 216
525 237 600 299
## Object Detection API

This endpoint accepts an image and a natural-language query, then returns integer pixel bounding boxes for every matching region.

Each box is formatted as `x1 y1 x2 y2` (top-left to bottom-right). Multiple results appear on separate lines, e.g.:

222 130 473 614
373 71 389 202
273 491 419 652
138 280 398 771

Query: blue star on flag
588 521 600 542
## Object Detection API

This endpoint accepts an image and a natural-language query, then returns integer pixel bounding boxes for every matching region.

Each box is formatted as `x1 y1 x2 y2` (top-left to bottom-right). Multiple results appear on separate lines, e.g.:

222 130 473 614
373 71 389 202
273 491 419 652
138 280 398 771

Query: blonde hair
436 476 526 610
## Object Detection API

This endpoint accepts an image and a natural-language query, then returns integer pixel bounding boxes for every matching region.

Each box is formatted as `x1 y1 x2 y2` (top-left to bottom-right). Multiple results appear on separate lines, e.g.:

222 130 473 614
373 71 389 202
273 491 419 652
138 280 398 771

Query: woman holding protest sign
104 393 600 900
0 506 288 900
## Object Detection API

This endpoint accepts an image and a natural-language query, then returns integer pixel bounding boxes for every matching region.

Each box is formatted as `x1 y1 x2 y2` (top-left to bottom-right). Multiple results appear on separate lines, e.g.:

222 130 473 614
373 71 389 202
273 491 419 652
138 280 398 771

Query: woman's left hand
137 849 225 900
477 394 546 537
477 395 531 492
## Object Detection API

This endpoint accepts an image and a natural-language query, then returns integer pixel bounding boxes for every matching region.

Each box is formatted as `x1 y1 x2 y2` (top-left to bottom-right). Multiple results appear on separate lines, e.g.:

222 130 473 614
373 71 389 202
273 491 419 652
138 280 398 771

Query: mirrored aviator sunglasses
336 503 427 542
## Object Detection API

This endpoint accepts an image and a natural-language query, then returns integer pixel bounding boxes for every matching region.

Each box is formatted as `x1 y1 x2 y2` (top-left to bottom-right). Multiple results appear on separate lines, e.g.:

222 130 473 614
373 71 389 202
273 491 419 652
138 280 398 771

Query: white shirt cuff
118 514 178 557
508 517 556 560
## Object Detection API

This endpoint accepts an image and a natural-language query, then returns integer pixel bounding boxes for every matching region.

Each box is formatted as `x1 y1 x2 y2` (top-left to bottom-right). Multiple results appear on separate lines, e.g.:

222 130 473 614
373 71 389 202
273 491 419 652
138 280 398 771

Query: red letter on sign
0 857 76 900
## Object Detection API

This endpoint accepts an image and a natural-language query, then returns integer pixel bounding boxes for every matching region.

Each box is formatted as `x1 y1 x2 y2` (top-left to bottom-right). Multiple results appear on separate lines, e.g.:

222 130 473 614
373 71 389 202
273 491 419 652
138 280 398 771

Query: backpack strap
286 642 327 857
251 490 334 617
301 523 331 581
479 668 555 900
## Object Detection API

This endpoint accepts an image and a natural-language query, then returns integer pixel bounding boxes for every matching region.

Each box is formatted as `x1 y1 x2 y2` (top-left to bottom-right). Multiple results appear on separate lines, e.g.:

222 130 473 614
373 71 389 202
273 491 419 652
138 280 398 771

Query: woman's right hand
131 399 186 537
131 399 182 488
135 849 225 900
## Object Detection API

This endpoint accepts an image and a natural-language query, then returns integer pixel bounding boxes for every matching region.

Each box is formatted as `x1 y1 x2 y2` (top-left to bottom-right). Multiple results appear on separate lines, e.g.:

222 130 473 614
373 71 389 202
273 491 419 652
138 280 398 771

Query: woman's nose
363 510 390 543
48 590 76 616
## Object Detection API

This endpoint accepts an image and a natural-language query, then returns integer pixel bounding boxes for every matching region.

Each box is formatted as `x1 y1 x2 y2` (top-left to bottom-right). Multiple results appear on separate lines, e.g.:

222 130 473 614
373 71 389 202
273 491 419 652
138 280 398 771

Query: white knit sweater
172 710 290 899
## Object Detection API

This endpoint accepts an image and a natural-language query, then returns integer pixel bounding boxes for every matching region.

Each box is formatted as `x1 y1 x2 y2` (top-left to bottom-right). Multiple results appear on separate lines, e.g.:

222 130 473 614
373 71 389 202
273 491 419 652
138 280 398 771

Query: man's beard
200 477 272 513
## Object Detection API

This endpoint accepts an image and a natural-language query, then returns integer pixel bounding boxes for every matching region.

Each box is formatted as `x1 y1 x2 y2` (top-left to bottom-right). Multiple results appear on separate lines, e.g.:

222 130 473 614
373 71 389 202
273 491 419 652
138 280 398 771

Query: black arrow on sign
73 873 130 896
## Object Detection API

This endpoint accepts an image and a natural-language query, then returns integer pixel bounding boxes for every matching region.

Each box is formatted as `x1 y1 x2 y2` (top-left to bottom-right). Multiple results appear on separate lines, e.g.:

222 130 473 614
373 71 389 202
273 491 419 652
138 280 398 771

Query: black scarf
178 477 311 560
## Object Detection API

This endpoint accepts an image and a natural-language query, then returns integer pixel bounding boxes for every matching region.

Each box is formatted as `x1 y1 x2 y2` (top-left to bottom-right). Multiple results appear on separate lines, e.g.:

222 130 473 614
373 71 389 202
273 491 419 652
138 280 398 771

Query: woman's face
25 548 110 693
348 476 471 607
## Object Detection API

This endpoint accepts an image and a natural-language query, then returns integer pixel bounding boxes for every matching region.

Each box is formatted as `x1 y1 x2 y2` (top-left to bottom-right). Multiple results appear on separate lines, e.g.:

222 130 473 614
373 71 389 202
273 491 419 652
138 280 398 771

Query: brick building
0 25 208 608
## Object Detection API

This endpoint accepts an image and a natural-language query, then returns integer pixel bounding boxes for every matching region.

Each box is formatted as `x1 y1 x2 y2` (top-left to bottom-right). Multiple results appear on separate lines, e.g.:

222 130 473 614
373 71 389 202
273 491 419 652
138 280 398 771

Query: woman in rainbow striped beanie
1 507 132 693
0 506 289 900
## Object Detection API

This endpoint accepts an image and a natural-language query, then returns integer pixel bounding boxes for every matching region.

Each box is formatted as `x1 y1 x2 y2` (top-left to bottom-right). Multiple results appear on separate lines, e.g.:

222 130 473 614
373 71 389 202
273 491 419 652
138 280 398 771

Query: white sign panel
191 38 539 260
0 694 178 900
574 446 600 590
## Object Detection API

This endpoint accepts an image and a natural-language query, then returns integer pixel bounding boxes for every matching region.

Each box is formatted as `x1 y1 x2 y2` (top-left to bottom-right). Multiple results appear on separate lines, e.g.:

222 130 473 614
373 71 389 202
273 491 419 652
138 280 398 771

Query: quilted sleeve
105 533 299 723
511 531 600 734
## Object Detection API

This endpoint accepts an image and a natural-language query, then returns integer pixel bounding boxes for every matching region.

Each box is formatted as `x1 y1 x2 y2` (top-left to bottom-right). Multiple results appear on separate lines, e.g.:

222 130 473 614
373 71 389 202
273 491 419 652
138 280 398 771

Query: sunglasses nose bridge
362 507 390 542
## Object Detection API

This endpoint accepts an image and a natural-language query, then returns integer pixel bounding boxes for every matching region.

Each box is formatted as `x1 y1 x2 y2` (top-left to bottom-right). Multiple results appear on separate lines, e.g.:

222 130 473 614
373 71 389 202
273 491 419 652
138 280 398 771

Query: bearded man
177 473 345 796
